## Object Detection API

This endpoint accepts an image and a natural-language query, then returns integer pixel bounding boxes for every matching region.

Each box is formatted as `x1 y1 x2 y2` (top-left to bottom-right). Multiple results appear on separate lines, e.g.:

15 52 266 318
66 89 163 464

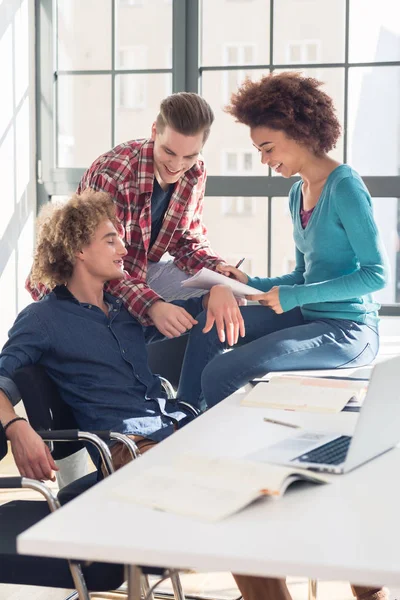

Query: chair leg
64 592 79 600
127 565 143 600
170 571 185 600
142 573 155 600
308 579 318 600
68 561 90 600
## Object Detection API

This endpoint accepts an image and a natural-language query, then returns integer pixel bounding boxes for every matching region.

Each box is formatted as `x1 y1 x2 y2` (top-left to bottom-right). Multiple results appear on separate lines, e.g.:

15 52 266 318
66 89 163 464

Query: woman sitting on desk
180 72 389 600
183 71 387 409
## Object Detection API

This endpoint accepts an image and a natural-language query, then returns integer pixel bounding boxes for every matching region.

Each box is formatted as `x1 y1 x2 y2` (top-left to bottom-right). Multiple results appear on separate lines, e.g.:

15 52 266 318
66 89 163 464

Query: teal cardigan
248 165 388 326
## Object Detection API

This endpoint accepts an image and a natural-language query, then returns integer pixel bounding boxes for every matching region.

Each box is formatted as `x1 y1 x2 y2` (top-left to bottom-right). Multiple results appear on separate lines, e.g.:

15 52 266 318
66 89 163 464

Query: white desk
18 392 400 588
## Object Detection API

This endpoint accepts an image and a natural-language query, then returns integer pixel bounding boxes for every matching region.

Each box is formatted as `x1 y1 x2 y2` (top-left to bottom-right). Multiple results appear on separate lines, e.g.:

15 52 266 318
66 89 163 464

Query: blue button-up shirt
0 286 203 442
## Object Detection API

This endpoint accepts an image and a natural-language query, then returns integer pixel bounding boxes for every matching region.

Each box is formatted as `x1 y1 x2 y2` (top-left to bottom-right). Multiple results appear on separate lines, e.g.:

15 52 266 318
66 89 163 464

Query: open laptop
249 355 400 474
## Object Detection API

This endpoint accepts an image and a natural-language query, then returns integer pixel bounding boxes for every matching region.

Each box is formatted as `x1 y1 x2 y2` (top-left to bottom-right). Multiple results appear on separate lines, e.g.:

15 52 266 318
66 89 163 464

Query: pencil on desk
263 417 300 429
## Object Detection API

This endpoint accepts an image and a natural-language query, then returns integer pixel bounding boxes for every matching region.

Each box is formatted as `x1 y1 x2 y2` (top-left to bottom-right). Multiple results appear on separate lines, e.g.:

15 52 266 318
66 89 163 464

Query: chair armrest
0 476 60 512
37 429 115 476
109 432 140 459
0 476 23 488
159 376 176 399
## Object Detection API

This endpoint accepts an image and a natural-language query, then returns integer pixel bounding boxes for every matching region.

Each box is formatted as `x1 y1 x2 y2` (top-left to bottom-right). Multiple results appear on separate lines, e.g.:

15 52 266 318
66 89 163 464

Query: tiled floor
1 446 399 600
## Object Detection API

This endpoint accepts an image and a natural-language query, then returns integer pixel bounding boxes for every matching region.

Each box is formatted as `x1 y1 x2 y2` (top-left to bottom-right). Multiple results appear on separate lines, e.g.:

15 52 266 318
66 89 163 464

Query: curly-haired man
0 190 242 480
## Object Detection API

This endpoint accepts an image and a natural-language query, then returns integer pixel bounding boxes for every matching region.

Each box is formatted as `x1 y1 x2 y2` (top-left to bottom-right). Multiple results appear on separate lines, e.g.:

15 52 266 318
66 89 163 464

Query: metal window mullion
267 197 272 277
111 0 115 147
56 68 171 75
200 60 400 72
54 0 59 171
172 0 187 92
36 0 55 208
343 0 350 164
186 0 199 93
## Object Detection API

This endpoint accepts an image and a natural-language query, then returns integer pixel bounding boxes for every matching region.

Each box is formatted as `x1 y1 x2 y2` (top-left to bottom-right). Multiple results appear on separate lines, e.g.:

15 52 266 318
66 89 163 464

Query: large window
37 0 400 312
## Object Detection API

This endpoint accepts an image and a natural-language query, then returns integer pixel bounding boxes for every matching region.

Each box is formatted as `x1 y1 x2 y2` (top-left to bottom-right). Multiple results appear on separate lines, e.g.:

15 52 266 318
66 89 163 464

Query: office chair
146 334 189 392
7 364 186 600
0 424 125 600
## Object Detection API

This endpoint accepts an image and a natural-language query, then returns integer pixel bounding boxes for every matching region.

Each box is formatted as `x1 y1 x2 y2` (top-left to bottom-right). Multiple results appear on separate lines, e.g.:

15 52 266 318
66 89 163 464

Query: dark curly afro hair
225 71 341 155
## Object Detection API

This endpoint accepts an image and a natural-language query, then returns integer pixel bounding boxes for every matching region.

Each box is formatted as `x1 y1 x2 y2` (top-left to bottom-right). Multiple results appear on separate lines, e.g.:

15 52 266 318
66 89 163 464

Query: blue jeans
177 306 379 410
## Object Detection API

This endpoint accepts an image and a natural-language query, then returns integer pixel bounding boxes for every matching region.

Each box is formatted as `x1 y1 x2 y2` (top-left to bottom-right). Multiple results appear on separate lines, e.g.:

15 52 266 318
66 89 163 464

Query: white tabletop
18 391 400 587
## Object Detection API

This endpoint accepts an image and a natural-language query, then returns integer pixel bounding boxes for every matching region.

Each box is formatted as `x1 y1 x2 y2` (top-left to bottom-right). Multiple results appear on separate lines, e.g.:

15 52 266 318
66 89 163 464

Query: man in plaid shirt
83 93 230 338
28 93 226 337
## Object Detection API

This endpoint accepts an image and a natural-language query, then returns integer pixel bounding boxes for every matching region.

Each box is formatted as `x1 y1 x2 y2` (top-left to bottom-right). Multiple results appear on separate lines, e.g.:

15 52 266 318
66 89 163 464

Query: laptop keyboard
293 435 352 465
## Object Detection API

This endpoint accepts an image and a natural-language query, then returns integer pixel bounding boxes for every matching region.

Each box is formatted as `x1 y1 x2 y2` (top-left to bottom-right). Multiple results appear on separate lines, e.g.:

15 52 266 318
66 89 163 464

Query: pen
263 417 300 429
235 258 245 269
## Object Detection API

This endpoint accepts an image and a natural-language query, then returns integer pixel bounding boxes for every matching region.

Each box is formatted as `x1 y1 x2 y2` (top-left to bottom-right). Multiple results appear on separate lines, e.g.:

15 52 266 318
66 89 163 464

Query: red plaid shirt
27 139 222 324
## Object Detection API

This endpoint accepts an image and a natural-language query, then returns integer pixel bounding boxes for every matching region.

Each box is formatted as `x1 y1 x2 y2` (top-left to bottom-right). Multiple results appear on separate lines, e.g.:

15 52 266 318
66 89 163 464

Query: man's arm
0 307 58 480
0 390 58 481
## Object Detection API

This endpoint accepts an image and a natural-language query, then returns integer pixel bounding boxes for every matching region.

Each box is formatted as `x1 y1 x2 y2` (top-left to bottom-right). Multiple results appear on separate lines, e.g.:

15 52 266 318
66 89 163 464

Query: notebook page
241 377 367 413
110 455 328 521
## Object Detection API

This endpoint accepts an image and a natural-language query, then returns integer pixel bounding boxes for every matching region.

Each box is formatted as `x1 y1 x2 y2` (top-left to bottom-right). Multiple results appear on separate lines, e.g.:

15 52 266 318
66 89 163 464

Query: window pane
273 0 345 64
271 197 294 278
372 198 399 304
114 73 172 145
57 0 111 70
57 75 112 168
202 69 270 175
201 0 270 66
203 196 269 277
349 0 400 63
347 67 400 175
115 0 172 69
272 67 345 164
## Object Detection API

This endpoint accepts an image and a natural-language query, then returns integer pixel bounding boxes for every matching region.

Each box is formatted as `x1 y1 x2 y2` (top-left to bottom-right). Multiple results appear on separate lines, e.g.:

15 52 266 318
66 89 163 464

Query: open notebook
111 454 329 522
181 267 260 298
241 375 368 413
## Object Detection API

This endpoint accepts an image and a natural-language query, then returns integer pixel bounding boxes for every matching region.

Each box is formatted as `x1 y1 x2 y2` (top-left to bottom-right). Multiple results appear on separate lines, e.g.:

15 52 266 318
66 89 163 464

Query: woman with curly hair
180 72 389 600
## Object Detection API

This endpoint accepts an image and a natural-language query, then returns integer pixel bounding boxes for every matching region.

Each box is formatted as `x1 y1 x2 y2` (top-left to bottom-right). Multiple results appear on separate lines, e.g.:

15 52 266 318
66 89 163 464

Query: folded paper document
241 375 367 413
181 267 260 298
111 454 329 522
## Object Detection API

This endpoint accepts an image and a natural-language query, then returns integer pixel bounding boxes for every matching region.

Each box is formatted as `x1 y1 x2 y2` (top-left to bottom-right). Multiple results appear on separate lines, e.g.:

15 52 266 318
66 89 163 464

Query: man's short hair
30 190 118 289
156 92 214 143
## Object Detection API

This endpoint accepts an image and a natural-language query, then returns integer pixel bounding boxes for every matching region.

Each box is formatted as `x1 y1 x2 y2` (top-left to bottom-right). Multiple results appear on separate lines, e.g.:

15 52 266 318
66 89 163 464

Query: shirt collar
53 285 122 310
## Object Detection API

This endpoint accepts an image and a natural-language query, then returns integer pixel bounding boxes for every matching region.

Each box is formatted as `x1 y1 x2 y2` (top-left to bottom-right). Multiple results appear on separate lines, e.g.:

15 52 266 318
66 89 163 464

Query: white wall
0 0 36 348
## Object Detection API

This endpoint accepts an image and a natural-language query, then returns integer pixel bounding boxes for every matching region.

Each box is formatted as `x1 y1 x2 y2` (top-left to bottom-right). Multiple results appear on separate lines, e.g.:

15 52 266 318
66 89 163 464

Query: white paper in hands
181 267 260 298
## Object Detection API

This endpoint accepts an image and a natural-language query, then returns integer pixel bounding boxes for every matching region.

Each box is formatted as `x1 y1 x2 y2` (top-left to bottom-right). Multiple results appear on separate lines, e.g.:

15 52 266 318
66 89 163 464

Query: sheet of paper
252 365 373 383
241 377 367 413
181 267 261 298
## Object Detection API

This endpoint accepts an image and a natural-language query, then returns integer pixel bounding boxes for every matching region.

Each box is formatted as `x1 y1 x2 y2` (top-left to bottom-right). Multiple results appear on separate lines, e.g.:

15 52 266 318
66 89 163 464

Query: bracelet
3 416 27 435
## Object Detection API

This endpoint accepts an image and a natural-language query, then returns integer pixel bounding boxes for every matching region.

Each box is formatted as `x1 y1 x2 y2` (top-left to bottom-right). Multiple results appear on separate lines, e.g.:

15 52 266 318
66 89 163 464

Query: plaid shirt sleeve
104 276 162 325
25 276 51 300
170 167 224 274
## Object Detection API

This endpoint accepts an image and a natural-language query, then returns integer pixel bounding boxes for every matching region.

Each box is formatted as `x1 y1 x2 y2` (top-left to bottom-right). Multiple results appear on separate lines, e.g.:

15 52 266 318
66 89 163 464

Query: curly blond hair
30 190 118 289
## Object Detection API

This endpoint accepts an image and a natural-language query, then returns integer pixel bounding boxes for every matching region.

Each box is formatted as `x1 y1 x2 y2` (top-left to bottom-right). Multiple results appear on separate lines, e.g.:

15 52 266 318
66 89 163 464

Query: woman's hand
246 286 283 314
203 285 245 346
216 263 249 284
